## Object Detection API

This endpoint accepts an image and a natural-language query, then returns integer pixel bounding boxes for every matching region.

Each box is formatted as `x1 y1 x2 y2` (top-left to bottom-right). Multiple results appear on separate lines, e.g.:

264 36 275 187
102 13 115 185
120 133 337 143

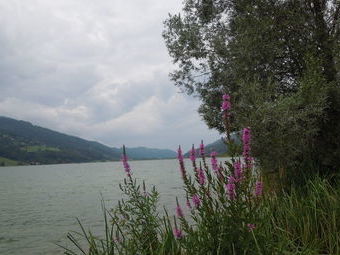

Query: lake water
0 159 194 255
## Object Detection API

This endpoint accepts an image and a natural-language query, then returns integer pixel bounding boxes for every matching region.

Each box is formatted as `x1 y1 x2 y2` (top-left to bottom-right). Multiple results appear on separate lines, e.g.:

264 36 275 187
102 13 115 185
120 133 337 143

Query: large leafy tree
163 0 340 175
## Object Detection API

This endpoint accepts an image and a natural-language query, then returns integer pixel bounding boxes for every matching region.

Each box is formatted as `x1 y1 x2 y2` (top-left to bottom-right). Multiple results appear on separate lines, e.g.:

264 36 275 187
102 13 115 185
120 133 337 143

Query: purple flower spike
186 199 192 209
255 181 263 197
200 140 205 157
221 94 231 112
177 146 184 161
189 144 196 162
173 228 183 239
198 167 206 185
242 128 253 168
177 146 186 178
192 194 201 208
121 146 132 177
210 151 219 172
233 160 243 181
176 205 184 218
223 94 230 100
226 176 236 200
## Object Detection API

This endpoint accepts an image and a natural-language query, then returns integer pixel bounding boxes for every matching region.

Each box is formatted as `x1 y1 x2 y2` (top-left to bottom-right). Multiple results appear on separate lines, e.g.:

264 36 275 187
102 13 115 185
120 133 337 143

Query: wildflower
189 144 196 162
176 205 184 218
221 94 231 112
121 146 131 177
198 167 206 185
242 128 251 157
177 146 186 178
199 140 205 157
242 128 252 168
192 194 201 208
233 160 243 181
177 145 184 161
210 151 219 172
186 199 192 209
226 176 236 200
173 228 183 239
247 223 256 232
255 181 263 197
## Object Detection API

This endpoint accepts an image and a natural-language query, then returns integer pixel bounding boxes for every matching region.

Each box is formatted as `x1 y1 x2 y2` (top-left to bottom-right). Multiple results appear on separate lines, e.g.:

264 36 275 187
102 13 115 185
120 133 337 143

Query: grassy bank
262 177 340 254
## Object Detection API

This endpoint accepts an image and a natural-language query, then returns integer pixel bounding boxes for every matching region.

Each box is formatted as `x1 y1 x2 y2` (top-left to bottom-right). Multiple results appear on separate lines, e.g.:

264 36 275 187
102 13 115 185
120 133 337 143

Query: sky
0 0 220 151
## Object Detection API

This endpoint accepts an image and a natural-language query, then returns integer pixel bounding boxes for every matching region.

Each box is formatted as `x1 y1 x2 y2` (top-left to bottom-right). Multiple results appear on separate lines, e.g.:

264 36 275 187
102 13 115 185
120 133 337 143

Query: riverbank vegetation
62 94 339 254
63 147 340 254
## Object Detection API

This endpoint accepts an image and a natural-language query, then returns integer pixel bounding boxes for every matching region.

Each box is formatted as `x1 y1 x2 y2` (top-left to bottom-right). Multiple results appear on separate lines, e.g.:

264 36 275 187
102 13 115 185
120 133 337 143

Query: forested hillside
0 116 176 166
0 116 121 165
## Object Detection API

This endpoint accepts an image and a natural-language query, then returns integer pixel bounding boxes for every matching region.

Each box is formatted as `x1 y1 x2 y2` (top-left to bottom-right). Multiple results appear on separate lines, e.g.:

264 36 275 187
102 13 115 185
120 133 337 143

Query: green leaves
163 0 340 177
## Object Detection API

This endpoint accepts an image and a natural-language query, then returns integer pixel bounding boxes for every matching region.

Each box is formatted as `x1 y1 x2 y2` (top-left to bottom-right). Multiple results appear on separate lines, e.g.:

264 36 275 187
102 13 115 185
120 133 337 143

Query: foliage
263 177 340 254
163 0 340 176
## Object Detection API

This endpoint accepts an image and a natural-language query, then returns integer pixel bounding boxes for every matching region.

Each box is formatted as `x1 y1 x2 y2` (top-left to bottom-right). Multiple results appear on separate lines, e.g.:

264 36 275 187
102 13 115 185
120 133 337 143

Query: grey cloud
0 0 219 151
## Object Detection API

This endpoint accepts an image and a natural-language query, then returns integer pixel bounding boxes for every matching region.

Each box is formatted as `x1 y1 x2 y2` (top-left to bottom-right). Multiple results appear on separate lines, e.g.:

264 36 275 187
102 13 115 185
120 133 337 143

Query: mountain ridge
0 116 176 166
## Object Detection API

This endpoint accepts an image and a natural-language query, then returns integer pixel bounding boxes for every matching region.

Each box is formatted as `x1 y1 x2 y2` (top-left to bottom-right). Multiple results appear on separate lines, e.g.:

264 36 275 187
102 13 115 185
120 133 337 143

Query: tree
163 0 340 176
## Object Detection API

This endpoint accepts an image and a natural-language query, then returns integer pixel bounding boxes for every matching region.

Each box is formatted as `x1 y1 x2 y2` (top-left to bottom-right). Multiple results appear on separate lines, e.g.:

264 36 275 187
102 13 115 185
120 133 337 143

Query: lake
0 159 194 255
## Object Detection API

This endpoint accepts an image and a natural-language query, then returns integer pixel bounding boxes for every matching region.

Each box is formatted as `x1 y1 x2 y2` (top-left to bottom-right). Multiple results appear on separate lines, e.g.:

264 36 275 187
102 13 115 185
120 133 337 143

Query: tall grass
264 177 340 254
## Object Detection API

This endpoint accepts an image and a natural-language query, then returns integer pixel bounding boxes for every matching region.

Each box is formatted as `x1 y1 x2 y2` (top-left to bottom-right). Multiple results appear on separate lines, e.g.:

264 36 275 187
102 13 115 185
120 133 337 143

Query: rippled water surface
0 159 191 255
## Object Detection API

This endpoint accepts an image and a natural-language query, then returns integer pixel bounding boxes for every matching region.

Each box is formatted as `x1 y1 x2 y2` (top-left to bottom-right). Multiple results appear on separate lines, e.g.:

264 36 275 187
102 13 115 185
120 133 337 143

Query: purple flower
255 181 263 197
226 176 236 200
198 167 206 185
177 146 186 178
221 94 231 111
186 199 192 209
210 151 219 172
189 144 196 162
242 128 252 168
223 94 230 101
199 140 205 157
173 228 183 239
177 146 184 161
247 224 256 232
192 194 201 208
176 205 184 218
233 160 243 181
121 152 132 177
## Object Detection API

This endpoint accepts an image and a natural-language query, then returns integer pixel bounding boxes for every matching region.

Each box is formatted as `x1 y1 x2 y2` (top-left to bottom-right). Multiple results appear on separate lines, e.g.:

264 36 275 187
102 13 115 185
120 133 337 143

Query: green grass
0 156 19 166
21 145 60 152
263 176 340 254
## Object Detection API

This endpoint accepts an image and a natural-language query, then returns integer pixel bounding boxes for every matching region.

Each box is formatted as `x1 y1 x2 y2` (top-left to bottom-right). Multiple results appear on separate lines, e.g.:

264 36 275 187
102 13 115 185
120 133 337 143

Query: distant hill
118 147 176 160
184 133 241 157
0 116 176 166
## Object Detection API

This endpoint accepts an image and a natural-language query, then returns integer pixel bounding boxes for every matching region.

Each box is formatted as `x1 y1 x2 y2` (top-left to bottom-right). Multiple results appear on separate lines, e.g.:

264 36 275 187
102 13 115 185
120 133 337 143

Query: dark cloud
0 0 219 151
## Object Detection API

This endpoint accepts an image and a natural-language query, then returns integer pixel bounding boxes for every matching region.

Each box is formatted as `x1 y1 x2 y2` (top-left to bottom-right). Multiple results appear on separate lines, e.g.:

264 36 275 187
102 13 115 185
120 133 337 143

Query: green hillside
121 147 176 160
0 116 176 165
0 116 121 165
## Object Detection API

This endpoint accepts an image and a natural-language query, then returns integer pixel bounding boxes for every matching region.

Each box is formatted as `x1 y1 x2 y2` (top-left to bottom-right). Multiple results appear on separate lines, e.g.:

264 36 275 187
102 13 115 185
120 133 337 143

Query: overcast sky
0 0 220 151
